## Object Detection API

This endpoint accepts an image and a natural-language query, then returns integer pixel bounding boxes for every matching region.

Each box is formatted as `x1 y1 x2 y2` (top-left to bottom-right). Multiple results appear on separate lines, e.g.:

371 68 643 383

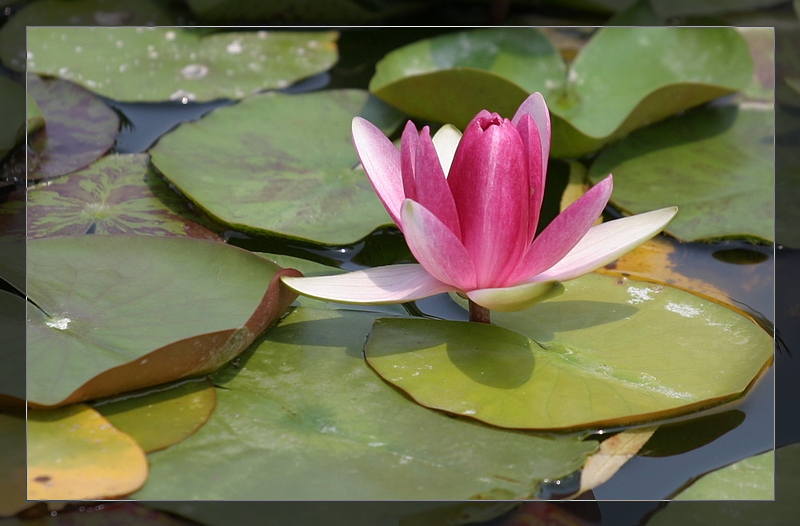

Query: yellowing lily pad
150 90 402 244
132 307 598 500
94 377 217 453
27 75 120 181
365 274 773 430
588 105 774 243
27 235 300 407
370 27 752 157
26 153 220 240
28 404 148 500
25 27 338 102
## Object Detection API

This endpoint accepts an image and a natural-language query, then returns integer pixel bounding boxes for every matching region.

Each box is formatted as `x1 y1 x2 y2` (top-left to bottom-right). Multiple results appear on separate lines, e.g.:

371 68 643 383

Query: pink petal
512 93 551 180
515 113 545 243
412 126 461 238
466 280 564 312
510 175 613 282
401 198 477 291
281 264 456 304
352 117 404 226
447 113 529 288
400 120 419 201
530 207 679 283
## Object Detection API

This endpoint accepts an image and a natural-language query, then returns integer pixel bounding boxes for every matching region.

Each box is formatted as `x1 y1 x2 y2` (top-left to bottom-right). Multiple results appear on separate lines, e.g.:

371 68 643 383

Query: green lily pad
25 27 338 102
646 442 800 523
26 153 221 240
588 105 773 243
370 27 752 157
28 404 148 500
132 307 597 500
366 274 772 430
27 235 300 407
27 75 120 181
150 90 402 245
673 449 774 500
0 0 175 71
94 377 217 453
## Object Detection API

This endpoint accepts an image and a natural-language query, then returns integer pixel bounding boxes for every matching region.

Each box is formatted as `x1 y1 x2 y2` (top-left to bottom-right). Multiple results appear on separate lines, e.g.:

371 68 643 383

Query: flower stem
469 301 491 324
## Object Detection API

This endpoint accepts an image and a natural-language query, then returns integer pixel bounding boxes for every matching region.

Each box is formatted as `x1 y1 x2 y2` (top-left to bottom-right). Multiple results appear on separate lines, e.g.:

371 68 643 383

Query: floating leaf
132 307 597 500
26 153 220 240
27 75 119 180
28 404 149 500
0 412 26 516
94 378 216 453
366 274 772 430
370 27 752 157
588 105 773 243
672 449 774 500
646 443 799 522
0 0 174 71
25 27 338 102
150 90 402 244
27 235 300 407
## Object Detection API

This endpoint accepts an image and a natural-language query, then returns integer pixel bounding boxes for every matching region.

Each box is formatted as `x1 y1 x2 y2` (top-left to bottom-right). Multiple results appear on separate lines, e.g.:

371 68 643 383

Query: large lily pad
150 90 402 244
588 105 774 243
0 0 175 71
0 76 26 161
366 274 773 430
370 27 752 157
26 153 220 240
0 413 26 516
132 307 597 500
27 75 120 181
28 404 148 500
25 27 338 102
27 235 300 407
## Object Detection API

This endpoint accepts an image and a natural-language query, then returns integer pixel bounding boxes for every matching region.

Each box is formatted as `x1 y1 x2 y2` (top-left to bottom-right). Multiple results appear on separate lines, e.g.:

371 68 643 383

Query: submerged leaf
26 75 119 180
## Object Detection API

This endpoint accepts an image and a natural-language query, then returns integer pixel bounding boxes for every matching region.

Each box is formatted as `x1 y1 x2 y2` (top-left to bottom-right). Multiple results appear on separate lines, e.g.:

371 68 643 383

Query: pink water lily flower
283 93 677 321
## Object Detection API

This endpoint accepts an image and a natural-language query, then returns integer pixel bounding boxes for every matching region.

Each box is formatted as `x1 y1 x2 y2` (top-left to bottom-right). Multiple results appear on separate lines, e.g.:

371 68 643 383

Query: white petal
466 280 565 312
532 207 679 283
432 124 462 178
282 264 457 304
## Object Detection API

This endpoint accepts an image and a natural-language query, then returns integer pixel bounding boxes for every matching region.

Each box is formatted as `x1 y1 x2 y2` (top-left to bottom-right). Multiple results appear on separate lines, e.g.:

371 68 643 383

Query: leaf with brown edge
27 235 300 407
28 404 148 500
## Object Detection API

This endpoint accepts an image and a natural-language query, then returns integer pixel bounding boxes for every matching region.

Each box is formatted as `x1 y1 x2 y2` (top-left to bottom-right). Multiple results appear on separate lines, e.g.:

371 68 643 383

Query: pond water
25 26 784 517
